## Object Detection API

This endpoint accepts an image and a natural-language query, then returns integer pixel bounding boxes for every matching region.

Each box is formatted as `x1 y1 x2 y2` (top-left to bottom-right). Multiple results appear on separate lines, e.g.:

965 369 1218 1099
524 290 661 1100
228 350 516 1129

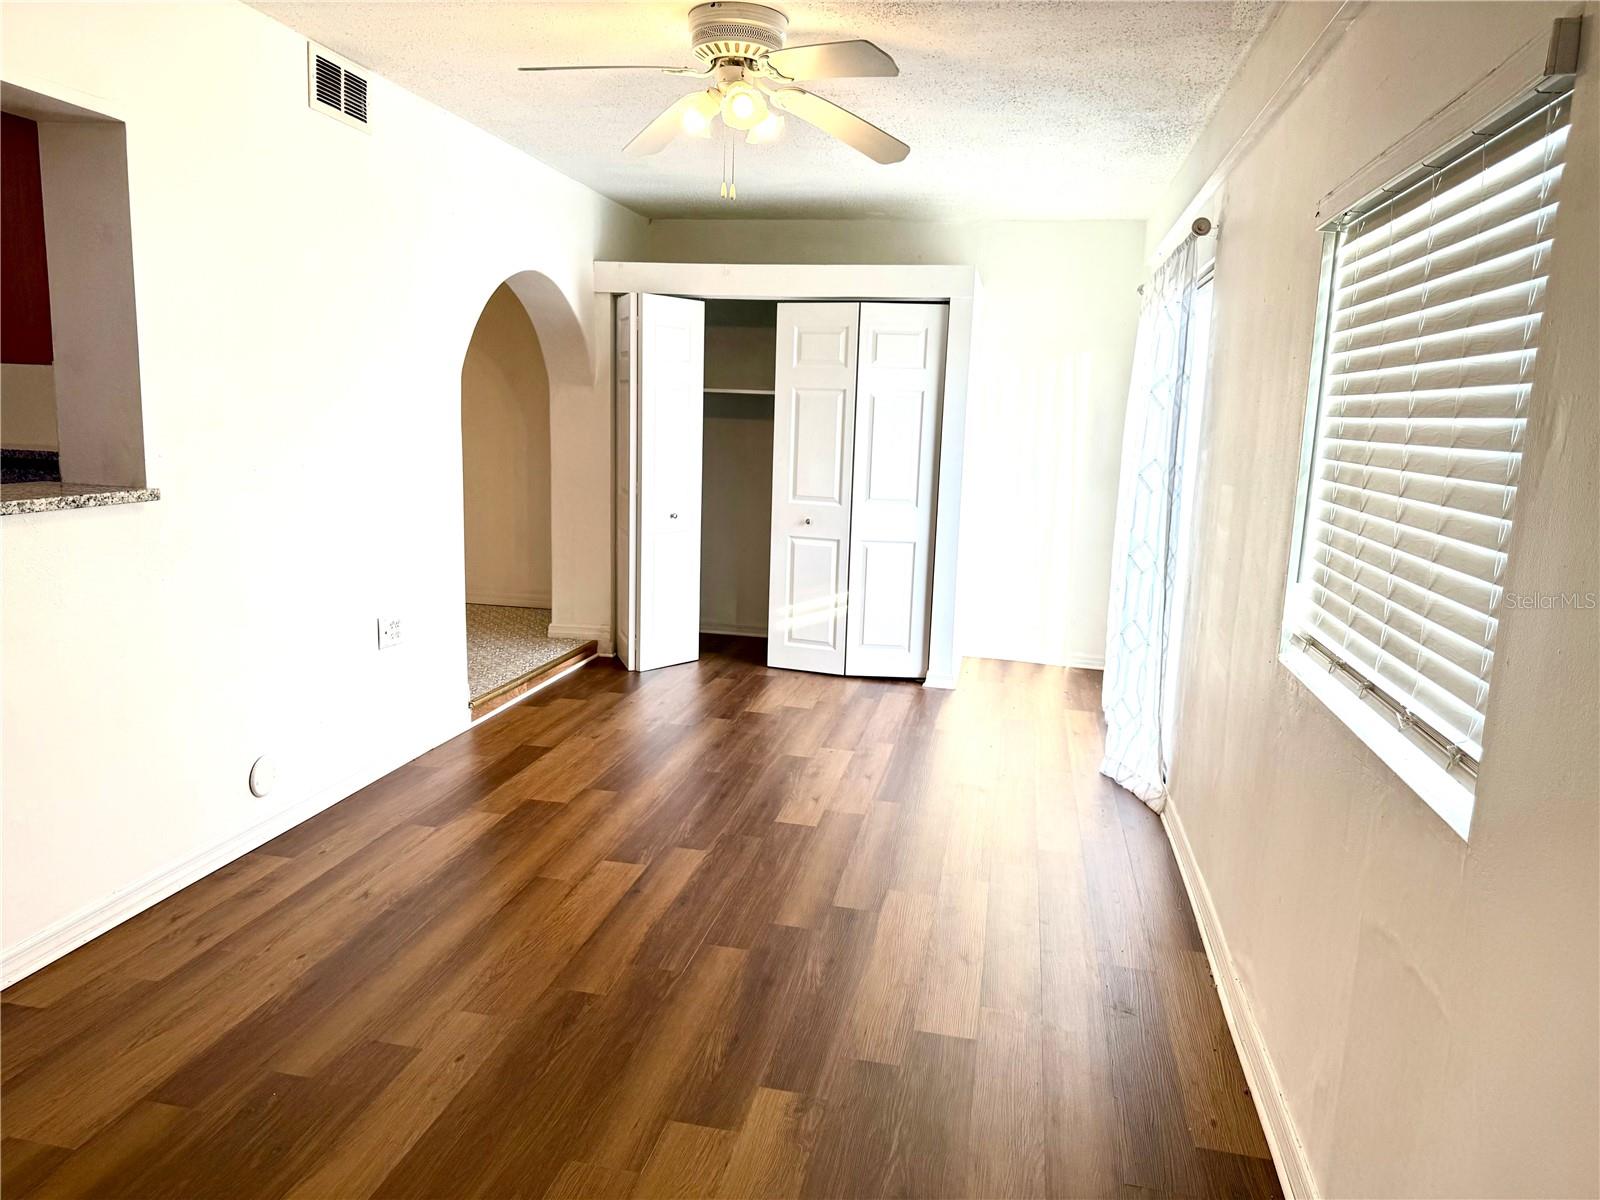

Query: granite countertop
0 481 161 516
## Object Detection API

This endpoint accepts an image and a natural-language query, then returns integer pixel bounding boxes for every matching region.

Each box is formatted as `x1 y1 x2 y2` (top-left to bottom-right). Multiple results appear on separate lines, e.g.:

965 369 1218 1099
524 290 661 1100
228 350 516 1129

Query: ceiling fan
519 2 909 166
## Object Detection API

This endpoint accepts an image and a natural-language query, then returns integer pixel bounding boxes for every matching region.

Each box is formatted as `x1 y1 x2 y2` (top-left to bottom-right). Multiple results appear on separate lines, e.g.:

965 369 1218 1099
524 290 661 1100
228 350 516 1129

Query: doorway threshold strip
469 641 597 720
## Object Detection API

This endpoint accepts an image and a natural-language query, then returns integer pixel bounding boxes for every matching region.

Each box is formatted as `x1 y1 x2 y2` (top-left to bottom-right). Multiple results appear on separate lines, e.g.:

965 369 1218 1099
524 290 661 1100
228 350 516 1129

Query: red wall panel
2 111 54 365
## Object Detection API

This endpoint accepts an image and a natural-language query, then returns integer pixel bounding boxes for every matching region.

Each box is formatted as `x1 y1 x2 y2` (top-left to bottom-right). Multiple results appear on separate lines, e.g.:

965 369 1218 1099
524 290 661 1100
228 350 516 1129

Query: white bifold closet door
614 294 638 670
635 293 705 671
768 303 859 675
845 303 946 677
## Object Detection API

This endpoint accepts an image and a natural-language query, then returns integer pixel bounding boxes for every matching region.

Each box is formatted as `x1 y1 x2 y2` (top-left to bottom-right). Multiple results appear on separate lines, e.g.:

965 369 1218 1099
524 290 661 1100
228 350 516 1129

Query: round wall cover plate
249 756 277 798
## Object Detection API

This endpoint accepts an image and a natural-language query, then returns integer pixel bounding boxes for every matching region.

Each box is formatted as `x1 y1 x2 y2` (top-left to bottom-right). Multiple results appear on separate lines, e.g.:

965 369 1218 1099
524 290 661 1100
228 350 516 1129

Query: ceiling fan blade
770 88 909 164
518 64 703 75
623 90 719 156
763 39 898 81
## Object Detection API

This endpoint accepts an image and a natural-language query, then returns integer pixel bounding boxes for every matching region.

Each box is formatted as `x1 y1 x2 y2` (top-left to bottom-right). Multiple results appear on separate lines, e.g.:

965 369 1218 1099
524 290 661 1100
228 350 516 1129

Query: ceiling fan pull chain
720 126 729 198
730 136 738 200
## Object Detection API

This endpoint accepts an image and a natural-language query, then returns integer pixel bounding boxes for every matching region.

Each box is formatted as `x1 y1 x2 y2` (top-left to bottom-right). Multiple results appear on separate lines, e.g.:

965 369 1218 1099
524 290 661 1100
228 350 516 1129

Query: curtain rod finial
1191 216 1214 237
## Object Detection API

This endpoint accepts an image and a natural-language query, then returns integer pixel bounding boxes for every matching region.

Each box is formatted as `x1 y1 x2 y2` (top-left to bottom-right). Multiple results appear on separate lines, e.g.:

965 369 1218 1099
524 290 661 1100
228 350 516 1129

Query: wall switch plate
377 616 403 649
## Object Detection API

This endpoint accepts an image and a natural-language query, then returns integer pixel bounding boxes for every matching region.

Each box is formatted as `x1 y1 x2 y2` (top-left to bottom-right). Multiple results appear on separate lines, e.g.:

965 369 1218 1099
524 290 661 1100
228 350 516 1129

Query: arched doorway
460 272 594 716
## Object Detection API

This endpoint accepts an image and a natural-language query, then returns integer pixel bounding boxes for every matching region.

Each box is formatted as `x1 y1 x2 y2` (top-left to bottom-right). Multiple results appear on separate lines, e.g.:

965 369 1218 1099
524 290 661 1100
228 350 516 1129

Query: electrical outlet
377 616 404 649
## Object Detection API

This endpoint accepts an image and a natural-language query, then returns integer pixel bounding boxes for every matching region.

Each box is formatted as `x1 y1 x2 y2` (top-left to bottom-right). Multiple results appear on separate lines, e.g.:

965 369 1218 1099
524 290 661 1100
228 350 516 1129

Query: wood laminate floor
1 638 1279 1200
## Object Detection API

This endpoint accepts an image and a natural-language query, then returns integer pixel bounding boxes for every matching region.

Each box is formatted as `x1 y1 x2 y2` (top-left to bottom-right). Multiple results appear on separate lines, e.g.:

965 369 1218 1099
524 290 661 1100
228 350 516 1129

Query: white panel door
845 303 946 678
614 294 638 670
636 293 705 671
768 302 859 674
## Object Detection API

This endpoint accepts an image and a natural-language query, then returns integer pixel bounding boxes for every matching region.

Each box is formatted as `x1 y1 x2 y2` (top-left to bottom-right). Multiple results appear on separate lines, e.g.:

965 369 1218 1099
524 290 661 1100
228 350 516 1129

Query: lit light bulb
680 90 719 138
746 112 785 145
719 82 768 131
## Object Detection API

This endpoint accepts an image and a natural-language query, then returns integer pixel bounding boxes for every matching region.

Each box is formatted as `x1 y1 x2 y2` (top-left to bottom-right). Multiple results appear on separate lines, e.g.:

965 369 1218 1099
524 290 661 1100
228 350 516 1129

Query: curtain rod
1137 218 1216 293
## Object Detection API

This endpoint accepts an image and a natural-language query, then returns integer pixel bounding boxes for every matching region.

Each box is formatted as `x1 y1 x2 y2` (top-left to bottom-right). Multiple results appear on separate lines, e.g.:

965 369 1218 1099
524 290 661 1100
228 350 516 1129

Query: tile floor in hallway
466 604 587 703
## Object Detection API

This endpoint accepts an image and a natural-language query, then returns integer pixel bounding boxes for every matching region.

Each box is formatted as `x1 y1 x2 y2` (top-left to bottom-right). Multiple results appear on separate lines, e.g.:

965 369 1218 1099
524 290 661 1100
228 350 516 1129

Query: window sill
1280 644 1474 841
0 481 160 516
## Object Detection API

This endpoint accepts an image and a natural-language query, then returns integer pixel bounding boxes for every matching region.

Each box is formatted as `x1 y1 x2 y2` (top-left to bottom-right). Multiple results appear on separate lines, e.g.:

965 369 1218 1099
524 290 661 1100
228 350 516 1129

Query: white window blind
1289 92 1571 781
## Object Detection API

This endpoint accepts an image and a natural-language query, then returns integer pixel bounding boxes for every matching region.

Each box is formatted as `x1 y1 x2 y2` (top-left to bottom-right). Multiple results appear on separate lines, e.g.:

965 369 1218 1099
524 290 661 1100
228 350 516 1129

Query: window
1283 90 1571 834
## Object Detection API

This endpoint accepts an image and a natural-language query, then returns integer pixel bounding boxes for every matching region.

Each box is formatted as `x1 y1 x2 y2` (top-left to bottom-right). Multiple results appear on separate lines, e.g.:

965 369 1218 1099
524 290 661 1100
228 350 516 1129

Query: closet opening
699 300 777 653
609 263 973 688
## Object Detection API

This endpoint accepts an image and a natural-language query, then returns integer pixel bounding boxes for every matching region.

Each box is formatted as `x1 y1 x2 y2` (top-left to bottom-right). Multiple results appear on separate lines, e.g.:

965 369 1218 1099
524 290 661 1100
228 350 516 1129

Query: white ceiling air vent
307 43 370 131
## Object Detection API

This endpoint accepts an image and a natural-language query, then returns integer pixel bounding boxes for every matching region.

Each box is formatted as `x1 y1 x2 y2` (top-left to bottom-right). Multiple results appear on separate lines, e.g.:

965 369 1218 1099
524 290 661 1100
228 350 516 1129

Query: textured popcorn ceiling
252 1 1275 220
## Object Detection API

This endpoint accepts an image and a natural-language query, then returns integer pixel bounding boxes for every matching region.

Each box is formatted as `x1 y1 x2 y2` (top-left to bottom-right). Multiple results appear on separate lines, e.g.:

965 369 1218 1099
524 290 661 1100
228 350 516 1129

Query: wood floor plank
543 1160 638 1199
627 833 766 975
283 1011 508 1200
761 904 880 1099
586 943 748 1172
718 1086 825 1200
844 888 937 1066
1153 948 1273 1159
0 1138 72 1200
2 852 291 1009
827 741 893 814
831 799 901 911
4 818 457 1147
671 923 810 1131
557 846 710 995
1038 846 1122 1200
17 1102 190 1200
632 1122 736 1200
967 1007 1049 1199
375 980 646 1198
773 810 864 931
1105 964 1210 1197
118 1041 419 1199
463 857 646 1015
914 876 989 1040
774 746 853 826
0 647 1276 1200
982 870 1043 1017
884 1030 981 1200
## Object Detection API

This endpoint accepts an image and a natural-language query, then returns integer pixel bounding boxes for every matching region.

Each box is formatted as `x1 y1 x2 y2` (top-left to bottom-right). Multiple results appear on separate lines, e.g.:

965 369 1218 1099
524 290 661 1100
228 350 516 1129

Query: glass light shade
720 83 767 131
746 112 785 145
680 90 720 138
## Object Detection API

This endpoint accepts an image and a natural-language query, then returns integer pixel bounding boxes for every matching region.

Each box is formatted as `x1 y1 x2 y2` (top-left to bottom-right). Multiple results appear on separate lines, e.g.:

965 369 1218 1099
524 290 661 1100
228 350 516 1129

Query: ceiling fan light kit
719 80 769 130
518 1 909 197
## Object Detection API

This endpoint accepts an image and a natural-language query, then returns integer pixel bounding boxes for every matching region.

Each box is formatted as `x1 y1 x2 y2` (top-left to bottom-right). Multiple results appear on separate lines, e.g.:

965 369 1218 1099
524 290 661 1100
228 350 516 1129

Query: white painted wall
1149 4 1599 1197
0 0 645 972
461 283 552 609
641 219 1145 669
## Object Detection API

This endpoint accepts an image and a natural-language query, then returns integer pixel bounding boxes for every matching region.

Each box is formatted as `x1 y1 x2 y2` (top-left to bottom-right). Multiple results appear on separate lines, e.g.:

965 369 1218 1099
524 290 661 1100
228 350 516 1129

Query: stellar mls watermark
1503 590 1599 610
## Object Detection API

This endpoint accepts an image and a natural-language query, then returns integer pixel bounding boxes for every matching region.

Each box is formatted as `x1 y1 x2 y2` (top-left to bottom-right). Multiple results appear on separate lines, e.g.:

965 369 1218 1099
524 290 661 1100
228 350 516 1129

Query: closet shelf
704 387 775 396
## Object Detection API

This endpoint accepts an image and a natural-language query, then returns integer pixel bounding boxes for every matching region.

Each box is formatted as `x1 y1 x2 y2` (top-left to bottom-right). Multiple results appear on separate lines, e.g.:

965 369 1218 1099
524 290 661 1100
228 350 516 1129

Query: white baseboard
1161 801 1318 1200
467 590 551 609
699 622 766 637
922 671 959 689
547 622 609 641
547 622 613 657
0 728 444 988
1064 653 1105 669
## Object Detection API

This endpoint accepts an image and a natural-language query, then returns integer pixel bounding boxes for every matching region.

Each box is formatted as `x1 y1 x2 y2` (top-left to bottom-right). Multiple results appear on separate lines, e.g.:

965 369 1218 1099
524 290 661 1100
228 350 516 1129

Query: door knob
669 512 679 519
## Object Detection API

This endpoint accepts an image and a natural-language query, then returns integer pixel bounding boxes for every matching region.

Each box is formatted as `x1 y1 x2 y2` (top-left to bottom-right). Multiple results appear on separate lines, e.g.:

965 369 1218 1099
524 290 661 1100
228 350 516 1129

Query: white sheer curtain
1101 236 1200 810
